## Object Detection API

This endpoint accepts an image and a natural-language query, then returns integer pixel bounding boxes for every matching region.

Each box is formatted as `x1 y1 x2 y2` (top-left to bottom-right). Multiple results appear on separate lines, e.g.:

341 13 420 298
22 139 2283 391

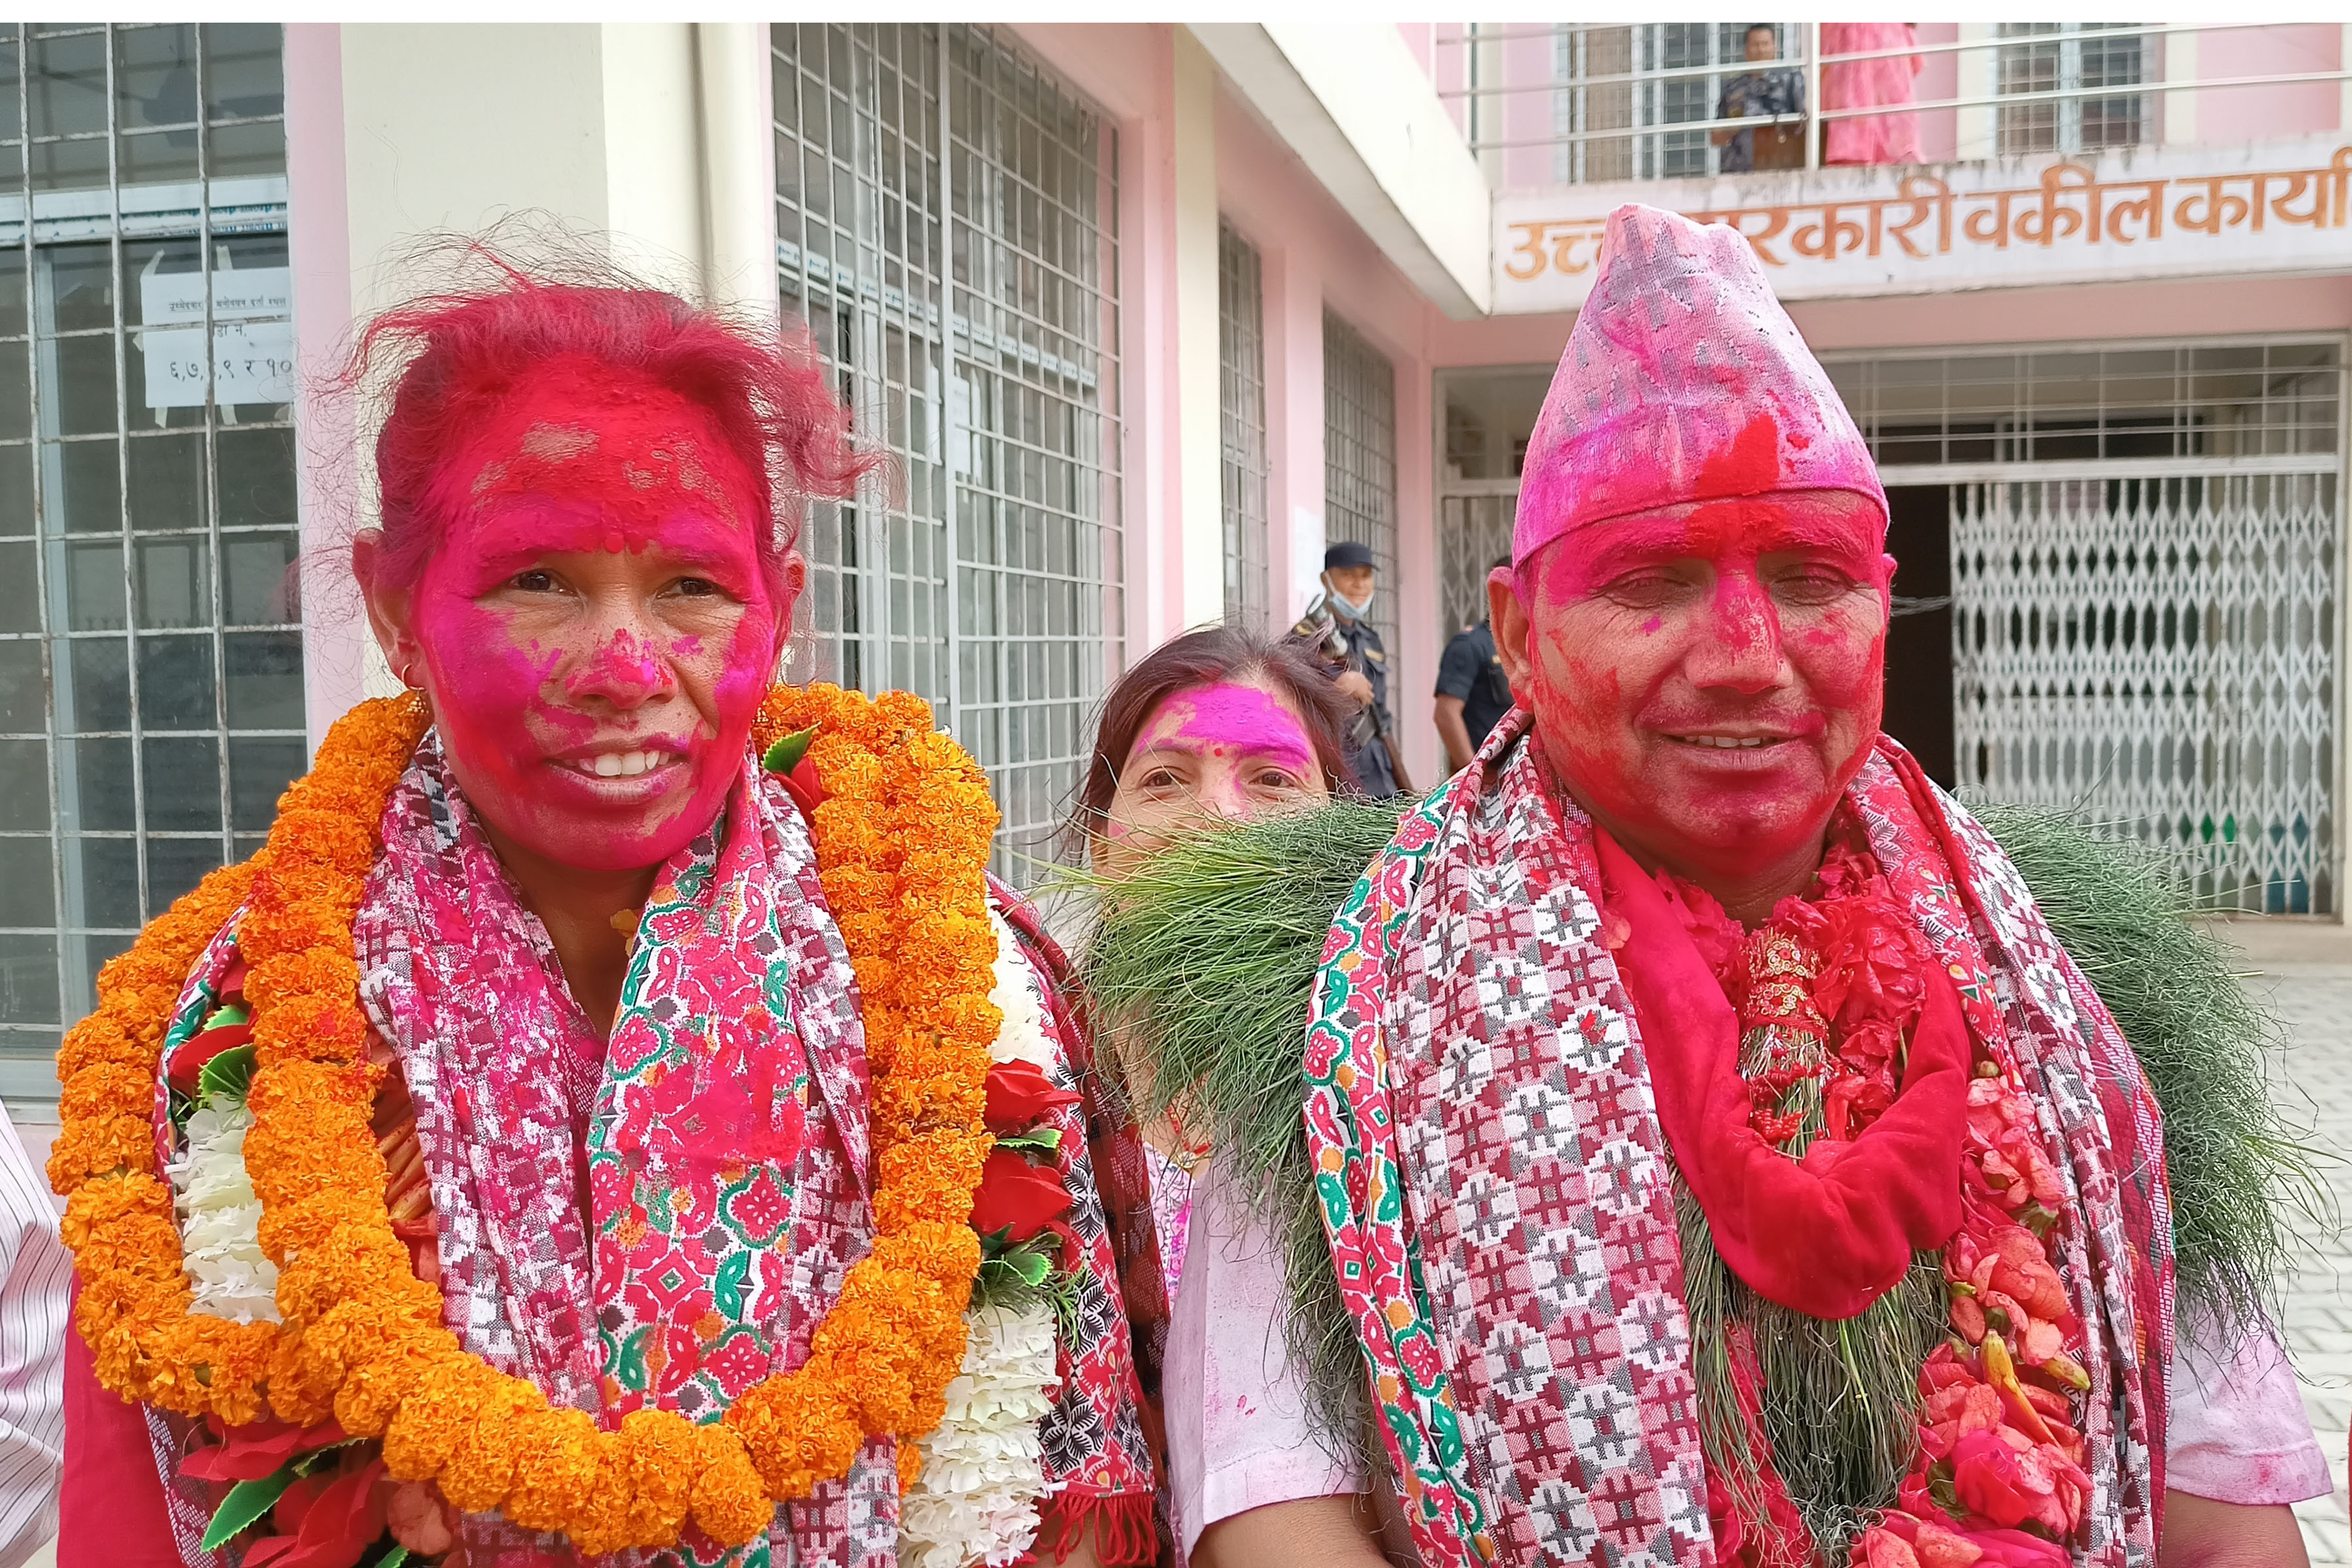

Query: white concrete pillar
1173 29 1226 630
2163 28 2199 146
1953 24 1995 161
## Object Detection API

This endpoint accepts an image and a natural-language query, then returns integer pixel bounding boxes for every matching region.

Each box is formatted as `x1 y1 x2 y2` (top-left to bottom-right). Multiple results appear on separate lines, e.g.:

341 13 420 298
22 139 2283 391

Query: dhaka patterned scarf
1301 709 2171 1567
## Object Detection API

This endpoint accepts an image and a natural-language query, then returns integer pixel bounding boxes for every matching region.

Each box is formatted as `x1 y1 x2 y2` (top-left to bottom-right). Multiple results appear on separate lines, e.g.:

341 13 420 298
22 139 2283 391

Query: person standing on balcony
1292 542 1413 800
1823 21 1925 165
1713 23 1807 172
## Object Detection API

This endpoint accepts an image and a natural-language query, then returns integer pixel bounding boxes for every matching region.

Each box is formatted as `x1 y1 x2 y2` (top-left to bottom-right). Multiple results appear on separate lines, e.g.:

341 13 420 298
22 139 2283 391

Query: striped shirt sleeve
0 1105 69 1568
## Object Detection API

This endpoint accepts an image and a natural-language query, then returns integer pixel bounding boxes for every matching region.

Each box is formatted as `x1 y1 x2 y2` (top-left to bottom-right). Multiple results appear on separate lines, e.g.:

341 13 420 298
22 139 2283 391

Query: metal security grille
0 24 297 1097
1217 219 1267 628
1322 309 1399 657
1439 492 1513 635
772 24 1122 879
1953 472 2337 913
1825 336 2345 915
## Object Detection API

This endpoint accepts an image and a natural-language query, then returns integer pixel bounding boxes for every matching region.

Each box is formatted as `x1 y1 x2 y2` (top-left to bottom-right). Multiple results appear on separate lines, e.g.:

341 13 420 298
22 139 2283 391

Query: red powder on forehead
427 355 763 534
1697 412 1784 499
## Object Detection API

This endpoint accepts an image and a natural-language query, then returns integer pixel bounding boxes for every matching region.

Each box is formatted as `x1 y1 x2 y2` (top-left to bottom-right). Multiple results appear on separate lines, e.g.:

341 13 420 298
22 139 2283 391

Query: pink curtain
1821 22 1923 165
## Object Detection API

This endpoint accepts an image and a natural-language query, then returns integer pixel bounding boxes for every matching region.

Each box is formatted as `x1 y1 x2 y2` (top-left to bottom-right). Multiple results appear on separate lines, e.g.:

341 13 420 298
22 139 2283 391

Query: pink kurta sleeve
2164 1308 2330 1505
59 1305 180 1568
1164 1161 1362 1553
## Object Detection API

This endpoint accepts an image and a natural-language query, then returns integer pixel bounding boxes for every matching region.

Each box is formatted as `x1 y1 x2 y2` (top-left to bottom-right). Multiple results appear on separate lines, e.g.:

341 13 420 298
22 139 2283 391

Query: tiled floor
2236 934 2352 1565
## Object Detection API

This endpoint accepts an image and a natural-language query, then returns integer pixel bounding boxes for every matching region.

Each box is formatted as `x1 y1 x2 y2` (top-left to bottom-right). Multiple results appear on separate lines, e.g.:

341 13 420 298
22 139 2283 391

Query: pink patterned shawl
358 733 899 1568
1301 710 2171 1567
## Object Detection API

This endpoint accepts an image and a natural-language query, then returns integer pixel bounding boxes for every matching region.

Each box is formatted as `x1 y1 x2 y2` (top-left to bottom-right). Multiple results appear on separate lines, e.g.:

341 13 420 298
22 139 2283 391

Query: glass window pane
203 24 284 121
0 643 40 732
0 251 25 340
207 118 284 180
0 36 21 144
0 344 27 442
62 636 129 731
228 736 301 830
0 938 59 1028
146 835 220 912
0 742 46 832
49 336 118 436
64 539 124 631
142 736 220 830
0 543 35 633
57 437 120 532
0 839 54 928
137 632 214 728
127 432 204 532
66 837 137 928
135 536 209 628
216 426 290 524
117 127 199 185
223 532 293 625
117 24 199 128
27 135 108 194
0 446 29 536
223 630 299 728
28 30 107 141
65 736 132 830
43 245 114 335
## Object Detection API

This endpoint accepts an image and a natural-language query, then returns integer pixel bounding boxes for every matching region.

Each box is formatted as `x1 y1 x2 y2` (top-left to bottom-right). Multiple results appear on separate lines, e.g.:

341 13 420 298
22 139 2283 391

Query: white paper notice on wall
138 267 294 410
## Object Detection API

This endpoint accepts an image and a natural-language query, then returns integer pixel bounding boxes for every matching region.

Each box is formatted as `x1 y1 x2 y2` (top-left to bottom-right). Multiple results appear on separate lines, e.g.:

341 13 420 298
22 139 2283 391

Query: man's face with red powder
1493 488 1891 900
360 368 796 875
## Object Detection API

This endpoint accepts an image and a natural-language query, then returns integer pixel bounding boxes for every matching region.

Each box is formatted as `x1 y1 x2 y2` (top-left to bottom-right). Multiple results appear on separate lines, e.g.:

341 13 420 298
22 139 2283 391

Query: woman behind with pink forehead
52 254 1162 1568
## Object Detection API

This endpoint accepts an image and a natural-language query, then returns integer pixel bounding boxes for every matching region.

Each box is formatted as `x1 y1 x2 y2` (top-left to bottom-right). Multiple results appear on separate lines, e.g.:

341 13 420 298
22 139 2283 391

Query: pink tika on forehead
1512 204 1886 566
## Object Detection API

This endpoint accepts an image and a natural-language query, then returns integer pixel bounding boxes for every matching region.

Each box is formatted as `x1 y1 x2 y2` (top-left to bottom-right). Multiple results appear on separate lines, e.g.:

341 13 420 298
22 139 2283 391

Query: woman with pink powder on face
53 255 1163 1568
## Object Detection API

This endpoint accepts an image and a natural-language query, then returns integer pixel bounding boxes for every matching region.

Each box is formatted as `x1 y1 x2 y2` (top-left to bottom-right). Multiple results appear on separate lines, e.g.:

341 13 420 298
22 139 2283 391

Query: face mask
1329 585 1375 619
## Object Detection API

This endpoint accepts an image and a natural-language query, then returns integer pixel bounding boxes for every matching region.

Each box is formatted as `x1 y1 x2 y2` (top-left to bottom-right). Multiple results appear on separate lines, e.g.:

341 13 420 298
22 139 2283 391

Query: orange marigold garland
52 683 1002 1552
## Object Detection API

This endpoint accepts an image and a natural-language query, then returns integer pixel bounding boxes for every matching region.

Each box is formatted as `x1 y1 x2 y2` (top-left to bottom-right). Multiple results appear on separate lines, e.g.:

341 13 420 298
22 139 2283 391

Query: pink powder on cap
1513 203 1886 567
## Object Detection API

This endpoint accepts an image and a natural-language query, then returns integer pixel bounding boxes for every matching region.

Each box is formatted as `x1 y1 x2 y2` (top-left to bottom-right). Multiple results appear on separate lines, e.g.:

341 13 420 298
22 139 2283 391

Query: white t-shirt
1164 1160 2329 1554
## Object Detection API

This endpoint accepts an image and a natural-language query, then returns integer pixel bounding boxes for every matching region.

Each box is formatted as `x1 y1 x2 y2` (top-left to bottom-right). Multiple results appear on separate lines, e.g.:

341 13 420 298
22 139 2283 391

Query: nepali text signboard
137 266 294 411
1492 134 2352 314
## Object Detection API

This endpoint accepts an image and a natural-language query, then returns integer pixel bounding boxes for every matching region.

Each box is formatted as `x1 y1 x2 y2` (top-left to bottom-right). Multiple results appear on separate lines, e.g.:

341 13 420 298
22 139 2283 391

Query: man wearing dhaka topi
1092 204 2328 1568
49 261 1163 1567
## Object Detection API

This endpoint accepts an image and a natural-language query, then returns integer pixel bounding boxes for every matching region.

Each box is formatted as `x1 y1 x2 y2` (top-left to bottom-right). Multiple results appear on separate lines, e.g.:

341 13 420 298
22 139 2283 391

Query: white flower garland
896 909 1070 1568
164 1098 279 1324
897 1301 1060 1568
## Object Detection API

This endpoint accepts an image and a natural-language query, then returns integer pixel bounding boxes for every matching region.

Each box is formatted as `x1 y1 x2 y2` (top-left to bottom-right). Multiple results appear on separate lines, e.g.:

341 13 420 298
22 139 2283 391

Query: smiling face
1494 487 1891 907
1094 675 1329 879
359 364 796 875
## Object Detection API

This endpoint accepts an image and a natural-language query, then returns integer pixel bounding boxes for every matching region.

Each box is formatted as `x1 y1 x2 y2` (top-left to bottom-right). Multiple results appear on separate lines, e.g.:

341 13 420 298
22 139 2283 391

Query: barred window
1218 220 1268 628
0 24 296 1098
772 24 1124 881
1322 309 1399 658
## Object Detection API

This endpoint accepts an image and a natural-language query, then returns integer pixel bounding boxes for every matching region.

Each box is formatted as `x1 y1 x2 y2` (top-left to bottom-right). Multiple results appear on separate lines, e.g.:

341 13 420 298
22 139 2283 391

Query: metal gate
1438 482 1514 636
1952 466 2339 913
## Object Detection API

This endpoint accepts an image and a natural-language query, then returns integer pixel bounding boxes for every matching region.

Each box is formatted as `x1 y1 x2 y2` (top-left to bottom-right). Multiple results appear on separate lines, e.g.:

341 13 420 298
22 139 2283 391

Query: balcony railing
1427 22 2352 186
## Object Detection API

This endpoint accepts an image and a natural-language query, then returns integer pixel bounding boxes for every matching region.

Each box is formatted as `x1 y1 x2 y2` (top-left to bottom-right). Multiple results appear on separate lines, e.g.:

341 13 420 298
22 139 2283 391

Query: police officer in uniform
1291 540 1411 799
1433 555 1517 773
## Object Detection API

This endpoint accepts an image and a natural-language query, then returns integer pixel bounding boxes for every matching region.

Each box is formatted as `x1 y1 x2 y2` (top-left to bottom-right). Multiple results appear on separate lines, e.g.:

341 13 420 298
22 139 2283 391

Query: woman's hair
343 244 879 601
1074 625 1356 843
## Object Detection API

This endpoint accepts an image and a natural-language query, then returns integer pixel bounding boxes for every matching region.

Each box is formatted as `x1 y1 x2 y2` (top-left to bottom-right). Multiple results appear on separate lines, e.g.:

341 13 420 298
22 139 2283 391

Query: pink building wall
1912 24 1958 164
2195 24 2342 145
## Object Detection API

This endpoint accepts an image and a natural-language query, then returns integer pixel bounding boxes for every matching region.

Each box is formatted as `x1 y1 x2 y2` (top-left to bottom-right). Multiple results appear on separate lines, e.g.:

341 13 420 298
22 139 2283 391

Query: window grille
1825 341 2341 470
772 24 1122 882
0 24 297 1098
1533 24 1797 184
1322 310 1399 658
1217 220 1267 628
1997 24 2148 156
1823 338 2344 915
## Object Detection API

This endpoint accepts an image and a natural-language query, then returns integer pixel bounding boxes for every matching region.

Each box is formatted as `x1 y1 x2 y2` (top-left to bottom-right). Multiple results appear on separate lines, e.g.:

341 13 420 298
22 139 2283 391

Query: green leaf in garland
201 1468 297 1551
197 1042 256 1107
374 1546 412 1568
991 1127 1062 1158
761 725 821 777
204 1002 249 1030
